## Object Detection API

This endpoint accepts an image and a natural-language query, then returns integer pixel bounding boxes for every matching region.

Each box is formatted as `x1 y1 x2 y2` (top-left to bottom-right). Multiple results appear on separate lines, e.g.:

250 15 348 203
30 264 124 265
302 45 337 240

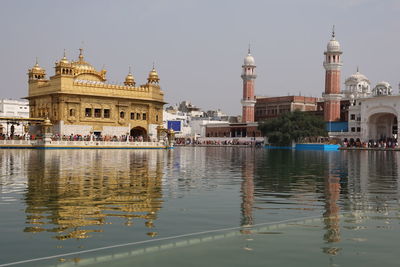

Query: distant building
205 109 227 119
205 122 261 138
163 110 192 137
177 101 204 117
0 99 29 135
255 96 320 122
319 28 400 142
205 48 262 140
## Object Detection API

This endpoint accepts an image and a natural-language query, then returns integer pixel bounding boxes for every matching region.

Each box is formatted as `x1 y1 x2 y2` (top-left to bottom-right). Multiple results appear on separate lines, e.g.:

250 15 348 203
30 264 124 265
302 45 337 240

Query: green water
0 148 399 266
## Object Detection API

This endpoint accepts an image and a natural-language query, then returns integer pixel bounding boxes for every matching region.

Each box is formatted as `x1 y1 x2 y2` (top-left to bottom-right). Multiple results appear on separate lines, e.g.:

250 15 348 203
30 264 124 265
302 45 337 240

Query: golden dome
149 68 159 79
29 58 46 80
59 50 69 64
147 66 160 83
124 67 136 86
32 58 43 71
72 48 96 71
126 73 134 81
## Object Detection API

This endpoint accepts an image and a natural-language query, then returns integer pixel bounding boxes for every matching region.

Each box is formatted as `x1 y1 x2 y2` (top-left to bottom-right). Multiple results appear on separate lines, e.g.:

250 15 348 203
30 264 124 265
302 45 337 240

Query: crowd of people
175 138 264 147
50 134 150 142
0 133 152 142
343 137 398 148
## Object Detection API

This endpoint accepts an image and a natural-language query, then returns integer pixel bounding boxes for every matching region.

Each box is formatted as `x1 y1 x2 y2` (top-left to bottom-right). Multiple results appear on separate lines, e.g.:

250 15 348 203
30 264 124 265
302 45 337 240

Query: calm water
0 148 399 266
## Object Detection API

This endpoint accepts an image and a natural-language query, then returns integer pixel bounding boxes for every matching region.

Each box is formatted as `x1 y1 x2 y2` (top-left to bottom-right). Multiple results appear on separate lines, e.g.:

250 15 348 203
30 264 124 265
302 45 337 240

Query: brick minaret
241 48 257 123
323 27 343 122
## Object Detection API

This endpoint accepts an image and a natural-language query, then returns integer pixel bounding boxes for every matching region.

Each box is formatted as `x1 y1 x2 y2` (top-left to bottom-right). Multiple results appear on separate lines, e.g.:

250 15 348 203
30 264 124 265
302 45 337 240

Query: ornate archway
368 112 397 140
130 126 147 139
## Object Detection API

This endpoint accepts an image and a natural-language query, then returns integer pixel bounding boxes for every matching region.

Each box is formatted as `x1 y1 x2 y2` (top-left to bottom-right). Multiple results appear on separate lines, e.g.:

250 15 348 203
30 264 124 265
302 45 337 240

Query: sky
1 0 399 115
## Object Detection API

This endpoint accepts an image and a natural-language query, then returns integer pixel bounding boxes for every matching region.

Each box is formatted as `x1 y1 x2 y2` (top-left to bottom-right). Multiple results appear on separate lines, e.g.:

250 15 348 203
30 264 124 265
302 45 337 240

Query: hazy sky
1 0 399 115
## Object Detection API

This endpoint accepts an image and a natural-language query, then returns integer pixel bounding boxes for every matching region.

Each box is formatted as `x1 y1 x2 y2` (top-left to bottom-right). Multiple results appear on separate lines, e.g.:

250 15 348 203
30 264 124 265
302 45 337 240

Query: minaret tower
323 26 343 122
241 47 257 123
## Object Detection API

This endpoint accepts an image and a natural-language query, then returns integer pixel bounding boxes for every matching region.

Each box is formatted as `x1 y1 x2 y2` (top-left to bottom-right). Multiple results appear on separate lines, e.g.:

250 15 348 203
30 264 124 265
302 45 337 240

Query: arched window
120 111 125 119
69 109 75 116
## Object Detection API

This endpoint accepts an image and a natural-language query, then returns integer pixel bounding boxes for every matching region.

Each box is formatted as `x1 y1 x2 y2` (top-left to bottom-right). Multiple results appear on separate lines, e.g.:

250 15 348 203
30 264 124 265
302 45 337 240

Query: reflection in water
1 148 400 266
322 152 342 255
23 150 164 240
240 149 255 227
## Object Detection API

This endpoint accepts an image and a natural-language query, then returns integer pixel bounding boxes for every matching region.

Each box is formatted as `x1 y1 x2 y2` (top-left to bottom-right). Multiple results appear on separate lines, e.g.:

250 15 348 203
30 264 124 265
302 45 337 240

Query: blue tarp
295 144 340 151
167 121 182 132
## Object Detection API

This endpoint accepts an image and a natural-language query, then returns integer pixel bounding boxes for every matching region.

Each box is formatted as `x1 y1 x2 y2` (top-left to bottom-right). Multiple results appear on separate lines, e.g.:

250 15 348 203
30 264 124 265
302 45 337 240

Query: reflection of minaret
323 153 342 255
240 150 255 226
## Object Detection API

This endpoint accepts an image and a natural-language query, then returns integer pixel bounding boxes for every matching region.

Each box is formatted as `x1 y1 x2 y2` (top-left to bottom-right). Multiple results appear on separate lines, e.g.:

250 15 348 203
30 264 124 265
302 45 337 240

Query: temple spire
79 47 84 61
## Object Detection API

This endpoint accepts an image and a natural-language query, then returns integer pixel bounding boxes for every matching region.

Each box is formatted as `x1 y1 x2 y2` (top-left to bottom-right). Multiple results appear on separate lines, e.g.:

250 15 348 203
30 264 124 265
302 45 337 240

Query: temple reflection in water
23 150 164 240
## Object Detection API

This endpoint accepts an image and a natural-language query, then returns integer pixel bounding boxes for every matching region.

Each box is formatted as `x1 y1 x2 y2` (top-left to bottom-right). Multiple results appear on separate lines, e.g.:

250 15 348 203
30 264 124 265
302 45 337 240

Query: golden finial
79 47 84 61
332 25 336 39
129 66 132 74
248 43 251 54
35 57 39 67
60 49 69 64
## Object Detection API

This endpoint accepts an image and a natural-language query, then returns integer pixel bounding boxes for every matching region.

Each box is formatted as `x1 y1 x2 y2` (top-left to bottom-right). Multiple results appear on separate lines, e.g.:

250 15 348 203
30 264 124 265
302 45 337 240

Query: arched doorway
130 126 147 140
368 112 397 140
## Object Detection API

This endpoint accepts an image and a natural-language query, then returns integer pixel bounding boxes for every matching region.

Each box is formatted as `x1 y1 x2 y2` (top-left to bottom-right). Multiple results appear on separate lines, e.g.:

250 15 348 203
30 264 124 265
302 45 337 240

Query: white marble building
338 69 399 141
0 99 29 135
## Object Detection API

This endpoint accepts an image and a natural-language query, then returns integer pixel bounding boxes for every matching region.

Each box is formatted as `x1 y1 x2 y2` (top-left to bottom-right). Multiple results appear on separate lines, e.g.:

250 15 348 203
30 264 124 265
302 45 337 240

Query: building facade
322 30 400 142
0 99 30 135
255 96 320 122
26 49 165 139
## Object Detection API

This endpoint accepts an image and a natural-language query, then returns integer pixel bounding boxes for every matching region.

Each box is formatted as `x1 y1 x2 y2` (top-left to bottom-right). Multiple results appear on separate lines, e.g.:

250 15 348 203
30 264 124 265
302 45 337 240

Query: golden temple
26 49 165 139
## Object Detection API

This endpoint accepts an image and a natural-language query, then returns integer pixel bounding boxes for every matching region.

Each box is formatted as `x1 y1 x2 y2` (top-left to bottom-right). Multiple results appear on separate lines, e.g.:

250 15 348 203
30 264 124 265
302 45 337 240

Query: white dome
373 81 392 96
376 81 391 88
327 38 341 52
345 71 370 85
244 53 255 66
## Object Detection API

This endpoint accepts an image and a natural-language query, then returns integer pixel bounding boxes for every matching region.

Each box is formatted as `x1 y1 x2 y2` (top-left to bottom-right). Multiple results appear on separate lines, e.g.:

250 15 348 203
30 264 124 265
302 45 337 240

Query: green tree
258 111 327 146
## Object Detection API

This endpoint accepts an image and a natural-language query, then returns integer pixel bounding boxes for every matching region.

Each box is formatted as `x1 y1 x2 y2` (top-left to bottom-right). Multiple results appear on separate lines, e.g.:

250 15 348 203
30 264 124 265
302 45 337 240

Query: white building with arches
343 78 398 142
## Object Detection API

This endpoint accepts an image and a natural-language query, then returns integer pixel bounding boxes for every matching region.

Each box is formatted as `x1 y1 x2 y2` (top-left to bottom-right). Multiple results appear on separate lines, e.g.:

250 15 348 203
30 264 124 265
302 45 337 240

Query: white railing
0 140 166 148
47 141 164 147
0 140 33 145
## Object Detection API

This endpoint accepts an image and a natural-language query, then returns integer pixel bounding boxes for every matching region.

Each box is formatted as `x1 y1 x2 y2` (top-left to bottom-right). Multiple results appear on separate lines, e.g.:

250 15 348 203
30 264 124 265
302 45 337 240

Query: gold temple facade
26 49 165 138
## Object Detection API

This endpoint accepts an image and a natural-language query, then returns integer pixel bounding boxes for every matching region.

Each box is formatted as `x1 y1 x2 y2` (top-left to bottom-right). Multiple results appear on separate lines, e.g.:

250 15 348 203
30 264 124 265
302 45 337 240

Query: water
0 148 399 266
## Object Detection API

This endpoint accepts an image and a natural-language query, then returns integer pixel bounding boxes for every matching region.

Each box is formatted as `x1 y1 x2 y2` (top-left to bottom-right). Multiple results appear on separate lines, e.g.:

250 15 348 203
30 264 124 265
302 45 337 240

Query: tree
258 111 327 146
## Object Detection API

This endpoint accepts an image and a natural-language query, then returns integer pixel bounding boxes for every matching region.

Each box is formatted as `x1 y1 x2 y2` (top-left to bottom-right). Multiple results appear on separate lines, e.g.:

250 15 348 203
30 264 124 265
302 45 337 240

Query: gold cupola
147 65 160 84
28 58 46 81
55 50 74 76
124 67 136 86
60 49 69 64
72 48 96 71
